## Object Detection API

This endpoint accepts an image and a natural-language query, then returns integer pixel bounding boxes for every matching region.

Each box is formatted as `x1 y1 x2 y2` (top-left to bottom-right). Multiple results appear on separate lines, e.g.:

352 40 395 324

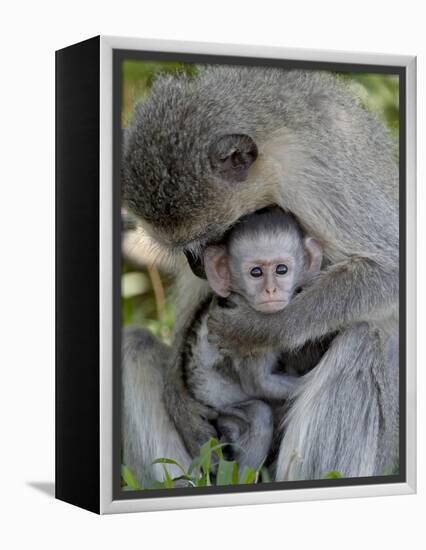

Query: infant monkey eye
250 266 263 278
276 264 288 275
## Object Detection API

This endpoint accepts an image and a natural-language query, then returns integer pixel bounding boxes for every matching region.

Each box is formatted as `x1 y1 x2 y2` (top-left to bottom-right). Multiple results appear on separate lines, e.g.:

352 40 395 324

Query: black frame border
112 48 407 501
56 36 101 513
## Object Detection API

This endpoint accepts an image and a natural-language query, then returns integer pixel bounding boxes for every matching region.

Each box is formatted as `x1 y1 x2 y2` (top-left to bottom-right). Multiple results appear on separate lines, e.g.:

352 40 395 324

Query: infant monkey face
242 258 294 313
203 209 321 312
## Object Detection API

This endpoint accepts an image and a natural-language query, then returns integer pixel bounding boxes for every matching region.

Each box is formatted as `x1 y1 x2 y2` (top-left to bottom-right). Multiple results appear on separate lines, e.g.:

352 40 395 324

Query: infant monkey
182 207 323 469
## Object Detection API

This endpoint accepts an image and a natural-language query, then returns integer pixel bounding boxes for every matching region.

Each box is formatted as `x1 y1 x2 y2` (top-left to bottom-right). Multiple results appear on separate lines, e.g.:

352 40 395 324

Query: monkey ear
203 245 231 297
209 134 258 182
303 237 323 278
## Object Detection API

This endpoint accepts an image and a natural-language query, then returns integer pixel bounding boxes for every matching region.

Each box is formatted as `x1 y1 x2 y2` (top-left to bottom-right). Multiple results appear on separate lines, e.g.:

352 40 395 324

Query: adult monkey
122 66 399 481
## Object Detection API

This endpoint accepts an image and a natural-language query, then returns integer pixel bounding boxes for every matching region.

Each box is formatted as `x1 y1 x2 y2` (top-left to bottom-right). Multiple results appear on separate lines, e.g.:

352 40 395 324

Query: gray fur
216 400 274 470
178 298 300 468
122 326 191 482
275 323 399 479
122 66 399 480
226 207 304 247
170 210 315 468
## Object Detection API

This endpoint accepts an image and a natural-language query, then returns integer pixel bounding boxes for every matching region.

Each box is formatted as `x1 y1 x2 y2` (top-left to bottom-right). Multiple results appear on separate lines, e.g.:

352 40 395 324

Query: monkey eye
276 264 288 276
250 266 263 278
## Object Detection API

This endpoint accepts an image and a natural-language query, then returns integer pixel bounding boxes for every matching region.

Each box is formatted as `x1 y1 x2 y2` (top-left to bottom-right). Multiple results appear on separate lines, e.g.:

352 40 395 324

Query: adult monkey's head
122 66 383 276
121 67 287 277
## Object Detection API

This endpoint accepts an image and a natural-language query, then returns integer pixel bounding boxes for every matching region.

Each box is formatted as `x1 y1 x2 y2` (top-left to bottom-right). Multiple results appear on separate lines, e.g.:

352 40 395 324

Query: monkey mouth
184 246 210 279
255 300 288 313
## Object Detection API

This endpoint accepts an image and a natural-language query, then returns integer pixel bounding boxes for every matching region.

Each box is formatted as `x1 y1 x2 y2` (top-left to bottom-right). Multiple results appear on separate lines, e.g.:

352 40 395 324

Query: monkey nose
266 287 277 295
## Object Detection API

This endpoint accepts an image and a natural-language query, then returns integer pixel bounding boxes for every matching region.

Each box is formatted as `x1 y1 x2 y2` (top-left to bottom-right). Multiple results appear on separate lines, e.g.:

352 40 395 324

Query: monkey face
204 242 298 313
122 130 264 257
239 260 295 313
203 220 316 314
229 237 301 314
121 74 278 276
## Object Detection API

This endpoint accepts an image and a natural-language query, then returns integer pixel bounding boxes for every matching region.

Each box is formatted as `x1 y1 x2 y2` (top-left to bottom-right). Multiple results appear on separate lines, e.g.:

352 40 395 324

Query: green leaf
209 438 224 460
239 465 257 485
260 467 271 483
216 460 239 486
322 470 343 479
121 464 141 490
188 456 202 476
199 440 213 474
188 439 223 478
199 438 229 485
152 457 188 475
150 480 168 489
161 465 174 488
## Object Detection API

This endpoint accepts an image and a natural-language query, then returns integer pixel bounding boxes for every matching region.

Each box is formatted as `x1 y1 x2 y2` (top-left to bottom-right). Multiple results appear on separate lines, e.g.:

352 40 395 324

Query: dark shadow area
27 481 55 498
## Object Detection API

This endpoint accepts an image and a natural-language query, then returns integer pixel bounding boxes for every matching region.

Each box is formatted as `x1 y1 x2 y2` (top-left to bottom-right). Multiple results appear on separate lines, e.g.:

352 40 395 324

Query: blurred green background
120 61 399 341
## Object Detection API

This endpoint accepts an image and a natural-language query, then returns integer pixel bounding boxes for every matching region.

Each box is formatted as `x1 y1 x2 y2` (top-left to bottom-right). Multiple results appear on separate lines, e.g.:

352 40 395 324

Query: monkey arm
238 354 301 400
208 257 398 352
242 369 301 400
244 371 301 400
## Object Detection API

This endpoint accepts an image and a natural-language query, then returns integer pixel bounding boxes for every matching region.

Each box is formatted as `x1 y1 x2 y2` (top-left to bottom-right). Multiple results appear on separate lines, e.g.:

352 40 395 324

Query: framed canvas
55 36 416 514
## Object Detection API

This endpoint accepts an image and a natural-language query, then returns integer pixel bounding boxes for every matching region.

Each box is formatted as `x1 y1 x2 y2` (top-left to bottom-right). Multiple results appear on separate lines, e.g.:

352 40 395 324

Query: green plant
122 440 355 490
121 438 271 490
322 470 343 479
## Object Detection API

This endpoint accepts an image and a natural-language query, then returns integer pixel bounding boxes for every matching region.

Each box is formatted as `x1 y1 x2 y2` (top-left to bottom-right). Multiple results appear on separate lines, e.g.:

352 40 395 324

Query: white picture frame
56 35 416 514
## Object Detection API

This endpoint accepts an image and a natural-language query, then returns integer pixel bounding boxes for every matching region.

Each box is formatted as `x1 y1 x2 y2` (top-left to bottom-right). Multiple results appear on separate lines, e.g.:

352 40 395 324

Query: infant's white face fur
228 231 305 313
203 215 322 314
